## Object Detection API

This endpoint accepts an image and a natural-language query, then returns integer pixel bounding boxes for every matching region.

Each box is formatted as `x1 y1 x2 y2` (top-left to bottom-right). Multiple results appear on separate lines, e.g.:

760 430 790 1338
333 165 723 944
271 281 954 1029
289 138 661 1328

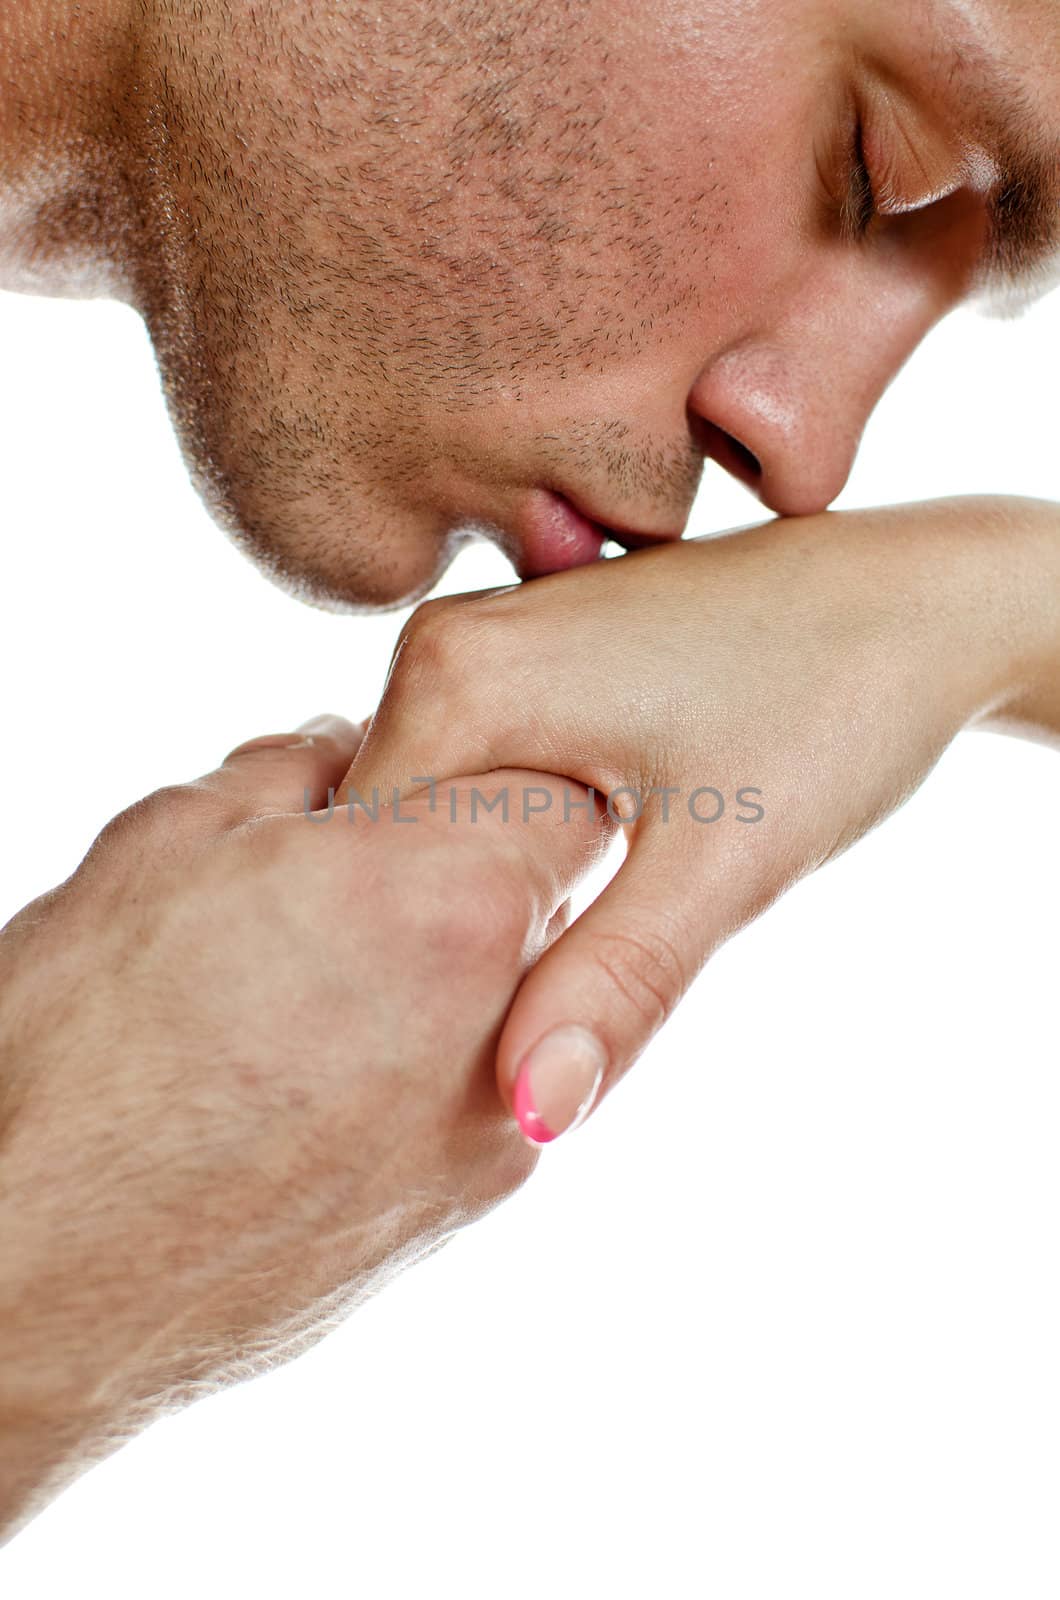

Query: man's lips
510 489 683 579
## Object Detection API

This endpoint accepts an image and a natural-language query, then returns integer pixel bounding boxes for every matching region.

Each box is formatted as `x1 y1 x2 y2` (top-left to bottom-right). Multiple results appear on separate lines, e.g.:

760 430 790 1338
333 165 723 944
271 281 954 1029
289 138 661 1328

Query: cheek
532 26 823 365
347 10 807 371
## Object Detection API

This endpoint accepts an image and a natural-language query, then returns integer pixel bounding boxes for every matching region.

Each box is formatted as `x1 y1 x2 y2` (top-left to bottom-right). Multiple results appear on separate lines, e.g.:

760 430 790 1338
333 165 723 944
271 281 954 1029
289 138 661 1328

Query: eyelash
846 121 878 239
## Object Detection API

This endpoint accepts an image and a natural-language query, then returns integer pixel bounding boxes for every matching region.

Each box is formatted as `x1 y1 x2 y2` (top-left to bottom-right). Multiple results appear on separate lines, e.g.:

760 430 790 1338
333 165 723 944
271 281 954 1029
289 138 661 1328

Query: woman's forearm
973 497 1060 746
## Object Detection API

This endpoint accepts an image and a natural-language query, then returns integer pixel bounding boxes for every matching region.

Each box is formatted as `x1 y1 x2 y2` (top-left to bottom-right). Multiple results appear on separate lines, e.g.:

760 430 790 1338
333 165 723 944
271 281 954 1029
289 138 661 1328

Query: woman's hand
344 496 1060 1141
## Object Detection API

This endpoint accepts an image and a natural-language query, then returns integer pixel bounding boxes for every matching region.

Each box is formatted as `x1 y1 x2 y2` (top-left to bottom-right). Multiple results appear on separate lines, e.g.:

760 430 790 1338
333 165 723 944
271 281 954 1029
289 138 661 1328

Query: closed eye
843 121 878 239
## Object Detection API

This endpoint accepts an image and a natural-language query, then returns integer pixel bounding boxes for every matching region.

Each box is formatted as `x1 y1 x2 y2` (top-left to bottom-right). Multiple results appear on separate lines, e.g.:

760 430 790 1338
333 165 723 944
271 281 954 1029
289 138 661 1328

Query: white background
0 279 1058 1598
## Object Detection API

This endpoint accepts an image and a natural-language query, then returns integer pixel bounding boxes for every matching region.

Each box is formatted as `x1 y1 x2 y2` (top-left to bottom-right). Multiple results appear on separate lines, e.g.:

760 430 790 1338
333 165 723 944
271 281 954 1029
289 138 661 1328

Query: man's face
137 0 1060 607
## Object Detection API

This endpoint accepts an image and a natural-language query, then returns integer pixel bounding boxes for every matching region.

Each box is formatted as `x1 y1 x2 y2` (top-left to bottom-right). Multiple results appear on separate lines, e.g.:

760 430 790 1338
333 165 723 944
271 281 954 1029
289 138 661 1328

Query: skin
5 0 1058 603
1 0 1059 1538
0 726 610 1539
347 499 1060 1135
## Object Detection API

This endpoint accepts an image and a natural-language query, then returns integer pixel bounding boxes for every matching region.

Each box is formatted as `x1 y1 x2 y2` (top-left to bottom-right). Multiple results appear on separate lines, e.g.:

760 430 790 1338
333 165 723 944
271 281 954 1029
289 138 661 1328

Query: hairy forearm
0 1302 101 1541
0 1385 114 1546
0 1129 131 1542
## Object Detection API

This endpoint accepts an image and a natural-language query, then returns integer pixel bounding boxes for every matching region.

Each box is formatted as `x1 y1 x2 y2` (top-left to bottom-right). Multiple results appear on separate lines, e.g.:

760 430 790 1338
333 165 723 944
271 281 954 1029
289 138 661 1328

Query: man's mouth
509 489 684 579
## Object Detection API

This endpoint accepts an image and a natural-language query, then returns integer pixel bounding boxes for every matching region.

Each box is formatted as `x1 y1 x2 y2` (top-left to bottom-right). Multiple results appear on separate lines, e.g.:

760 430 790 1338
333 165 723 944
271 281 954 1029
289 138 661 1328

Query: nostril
690 418 762 491
725 435 762 485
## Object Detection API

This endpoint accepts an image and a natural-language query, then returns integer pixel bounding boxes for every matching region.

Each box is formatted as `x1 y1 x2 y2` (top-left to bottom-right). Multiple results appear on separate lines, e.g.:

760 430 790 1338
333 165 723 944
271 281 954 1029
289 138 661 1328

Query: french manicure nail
513 1025 607 1145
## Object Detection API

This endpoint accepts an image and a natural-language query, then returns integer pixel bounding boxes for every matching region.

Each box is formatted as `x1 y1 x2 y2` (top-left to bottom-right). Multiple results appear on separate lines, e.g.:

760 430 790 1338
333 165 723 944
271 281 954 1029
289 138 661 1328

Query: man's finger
495 826 757 1143
214 713 367 818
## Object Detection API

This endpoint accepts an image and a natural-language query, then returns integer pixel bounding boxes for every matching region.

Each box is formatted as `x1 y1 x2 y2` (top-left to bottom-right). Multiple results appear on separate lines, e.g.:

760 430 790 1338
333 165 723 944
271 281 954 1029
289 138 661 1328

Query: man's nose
686 274 944 518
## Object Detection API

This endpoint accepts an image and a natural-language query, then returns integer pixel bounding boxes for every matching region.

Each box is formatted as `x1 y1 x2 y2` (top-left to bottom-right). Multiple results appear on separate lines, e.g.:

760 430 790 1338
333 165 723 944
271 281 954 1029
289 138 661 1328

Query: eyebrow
984 124 1060 289
955 61 1060 295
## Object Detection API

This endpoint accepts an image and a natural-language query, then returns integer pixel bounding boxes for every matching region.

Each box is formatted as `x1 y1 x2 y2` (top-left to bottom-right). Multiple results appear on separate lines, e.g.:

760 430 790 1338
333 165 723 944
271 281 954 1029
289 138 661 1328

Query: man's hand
344 497 1060 1141
0 717 610 1539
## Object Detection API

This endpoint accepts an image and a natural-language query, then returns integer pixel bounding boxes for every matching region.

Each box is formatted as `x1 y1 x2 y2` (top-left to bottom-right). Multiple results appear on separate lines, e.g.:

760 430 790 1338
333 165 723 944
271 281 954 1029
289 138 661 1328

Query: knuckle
586 923 688 1035
95 782 227 856
394 597 484 691
142 780 228 832
383 598 521 778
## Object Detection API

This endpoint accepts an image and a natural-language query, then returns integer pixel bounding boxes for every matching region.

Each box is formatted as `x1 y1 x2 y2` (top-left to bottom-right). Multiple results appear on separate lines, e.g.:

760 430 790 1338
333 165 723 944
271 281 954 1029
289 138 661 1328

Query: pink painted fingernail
512 1025 607 1144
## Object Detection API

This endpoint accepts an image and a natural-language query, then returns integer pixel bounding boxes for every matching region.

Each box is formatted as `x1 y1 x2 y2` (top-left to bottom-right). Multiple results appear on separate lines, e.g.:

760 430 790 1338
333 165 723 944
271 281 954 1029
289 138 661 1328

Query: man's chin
228 520 469 615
